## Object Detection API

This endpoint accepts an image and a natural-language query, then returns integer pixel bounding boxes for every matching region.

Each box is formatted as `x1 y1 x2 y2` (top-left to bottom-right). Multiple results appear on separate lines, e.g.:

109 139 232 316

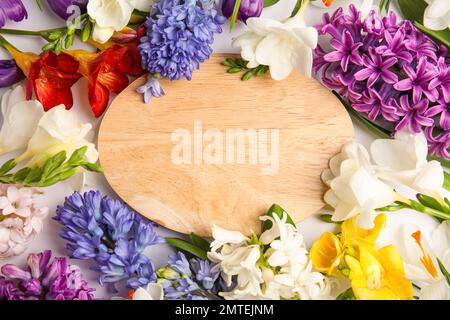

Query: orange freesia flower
322 0 334 6
67 45 133 118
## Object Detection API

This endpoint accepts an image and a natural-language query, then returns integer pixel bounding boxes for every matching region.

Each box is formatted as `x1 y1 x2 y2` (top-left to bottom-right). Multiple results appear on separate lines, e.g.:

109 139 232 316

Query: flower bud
222 0 263 23
156 267 180 280
47 0 88 20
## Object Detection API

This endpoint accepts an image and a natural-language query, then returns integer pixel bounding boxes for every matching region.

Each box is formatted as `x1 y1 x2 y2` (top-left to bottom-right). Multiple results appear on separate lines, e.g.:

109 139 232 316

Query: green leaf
227 67 242 73
23 167 43 184
165 237 208 260
42 151 67 180
262 204 296 232
379 0 392 13
264 0 280 8
250 232 259 245
189 233 211 252
0 159 17 176
230 0 241 31
376 202 407 212
48 31 63 40
39 168 78 187
416 194 448 213
80 162 103 173
67 146 88 165
42 41 56 52
64 33 75 49
290 0 305 18
242 70 254 81
13 167 32 182
437 258 450 287
336 287 356 300
397 0 427 23
81 20 92 42
319 214 342 224
414 22 450 50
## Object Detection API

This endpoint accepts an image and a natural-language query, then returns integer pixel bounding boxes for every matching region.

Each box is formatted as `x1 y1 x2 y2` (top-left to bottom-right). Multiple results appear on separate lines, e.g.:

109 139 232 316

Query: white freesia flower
133 0 154 12
209 214 332 300
322 142 395 228
15 105 98 166
0 85 44 156
233 4 318 80
423 0 450 31
87 0 135 43
370 130 444 196
396 222 450 300
0 184 48 259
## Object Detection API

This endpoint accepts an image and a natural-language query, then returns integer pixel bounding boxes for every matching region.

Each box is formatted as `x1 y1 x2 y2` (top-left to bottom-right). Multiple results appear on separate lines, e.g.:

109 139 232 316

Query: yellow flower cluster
310 214 413 300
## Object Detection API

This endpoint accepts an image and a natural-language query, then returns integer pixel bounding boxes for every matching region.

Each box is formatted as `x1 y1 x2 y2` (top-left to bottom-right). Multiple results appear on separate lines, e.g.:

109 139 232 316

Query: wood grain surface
98 54 354 236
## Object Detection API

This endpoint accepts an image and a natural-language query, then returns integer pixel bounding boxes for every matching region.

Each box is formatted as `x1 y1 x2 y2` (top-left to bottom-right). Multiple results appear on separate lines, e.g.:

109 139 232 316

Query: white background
0 0 441 299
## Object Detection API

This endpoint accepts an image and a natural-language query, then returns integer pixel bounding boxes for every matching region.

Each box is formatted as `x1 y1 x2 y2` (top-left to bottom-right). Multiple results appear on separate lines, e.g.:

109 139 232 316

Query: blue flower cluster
55 191 165 291
138 0 226 81
157 252 221 300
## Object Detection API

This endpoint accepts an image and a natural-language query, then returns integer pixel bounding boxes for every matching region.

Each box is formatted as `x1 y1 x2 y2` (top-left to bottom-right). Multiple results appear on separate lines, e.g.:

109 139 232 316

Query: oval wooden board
98 54 354 236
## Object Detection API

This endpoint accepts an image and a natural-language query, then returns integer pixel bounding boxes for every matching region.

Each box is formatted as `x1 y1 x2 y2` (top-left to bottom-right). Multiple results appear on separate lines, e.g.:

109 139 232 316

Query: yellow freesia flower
345 246 413 300
310 214 386 275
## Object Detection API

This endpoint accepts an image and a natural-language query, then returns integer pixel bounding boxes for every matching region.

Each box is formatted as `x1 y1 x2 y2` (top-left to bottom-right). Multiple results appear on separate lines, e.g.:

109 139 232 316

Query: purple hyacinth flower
0 0 27 28
393 95 434 133
47 0 88 20
136 75 165 104
394 57 439 102
382 11 398 32
1 264 32 282
222 0 263 23
363 10 383 35
425 127 450 159
355 49 398 87
404 29 439 62
426 98 450 130
324 31 363 72
353 87 398 122
0 59 24 88
375 29 412 63
429 57 450 103
27 250 52 279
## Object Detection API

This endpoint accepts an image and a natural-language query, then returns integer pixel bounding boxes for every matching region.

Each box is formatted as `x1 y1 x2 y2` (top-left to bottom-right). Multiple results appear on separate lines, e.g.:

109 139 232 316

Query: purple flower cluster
157 252 221 300
313 6 450 159
138 0 226 81
0 250 95 300
55 190 165 292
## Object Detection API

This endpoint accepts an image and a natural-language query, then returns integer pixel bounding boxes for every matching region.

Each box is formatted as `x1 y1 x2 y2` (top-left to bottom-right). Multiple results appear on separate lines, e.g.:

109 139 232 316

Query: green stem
0 28 42 36
230 0 241 31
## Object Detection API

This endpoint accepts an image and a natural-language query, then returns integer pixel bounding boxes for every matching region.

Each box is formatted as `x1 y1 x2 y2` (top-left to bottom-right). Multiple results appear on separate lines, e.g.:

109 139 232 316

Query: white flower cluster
0 184 48 259
208 213 332 300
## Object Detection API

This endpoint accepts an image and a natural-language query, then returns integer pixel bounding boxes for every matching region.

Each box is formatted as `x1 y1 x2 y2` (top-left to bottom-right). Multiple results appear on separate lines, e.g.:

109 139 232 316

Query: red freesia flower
68 45 133 117
27 52 82 111
6 45 81 111
91 26 145 77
